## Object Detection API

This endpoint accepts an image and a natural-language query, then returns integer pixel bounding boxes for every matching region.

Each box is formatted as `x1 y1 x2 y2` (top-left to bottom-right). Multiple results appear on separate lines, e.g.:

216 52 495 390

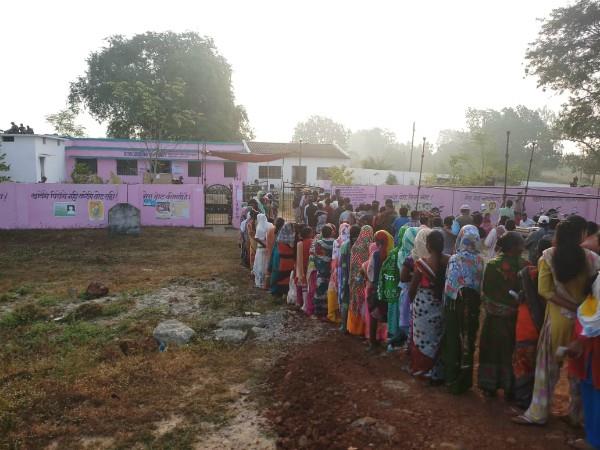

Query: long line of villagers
240 191 600 449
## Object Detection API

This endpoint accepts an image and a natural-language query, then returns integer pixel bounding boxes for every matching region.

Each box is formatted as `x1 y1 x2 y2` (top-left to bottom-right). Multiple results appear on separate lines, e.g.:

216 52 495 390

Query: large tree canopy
69 31 253 141
526 0 600 179
432 106 561 184
292 115 350 147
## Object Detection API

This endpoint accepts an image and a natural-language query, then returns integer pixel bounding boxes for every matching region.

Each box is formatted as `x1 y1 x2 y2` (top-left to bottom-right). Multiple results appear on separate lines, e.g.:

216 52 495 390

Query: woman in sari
397 227 421 348
365 230 394 350
247 209 258 270
328 223 350 323
512 239 552 409
253 214 273 288
568 276 600 449
339 225 361 332
270 222 296 298
295 226 314 310
348 225 374 336
304 233 319 316
478 232 529 398
379 235 403 348
408 229 448 381
265 218 284 289
239 212 249 267
314 225 336 318
514 217 600 426
441 225 484 394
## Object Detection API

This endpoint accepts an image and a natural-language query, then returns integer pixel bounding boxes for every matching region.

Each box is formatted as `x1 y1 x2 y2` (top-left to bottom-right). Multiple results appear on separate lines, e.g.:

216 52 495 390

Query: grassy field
0 228 274 449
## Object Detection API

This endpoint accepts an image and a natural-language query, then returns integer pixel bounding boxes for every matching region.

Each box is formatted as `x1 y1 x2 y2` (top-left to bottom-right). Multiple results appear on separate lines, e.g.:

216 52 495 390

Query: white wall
247 156 350 188
1 135 65 183
34 136 65 182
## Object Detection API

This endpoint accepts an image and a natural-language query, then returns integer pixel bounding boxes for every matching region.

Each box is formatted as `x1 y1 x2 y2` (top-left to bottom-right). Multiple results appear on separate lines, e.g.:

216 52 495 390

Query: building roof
246 141 350 159
1 133 67 141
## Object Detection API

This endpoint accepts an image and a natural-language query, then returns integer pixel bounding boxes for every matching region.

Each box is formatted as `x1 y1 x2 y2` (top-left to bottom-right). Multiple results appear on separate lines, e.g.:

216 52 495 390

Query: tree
327 166 354 185
526 1 600 169
46 108 86 137
292 116 350 147
385 173 398 185
362 156 393 170
71 163 103 184
432 106 561 180
0 151 10 182
69 31 253 141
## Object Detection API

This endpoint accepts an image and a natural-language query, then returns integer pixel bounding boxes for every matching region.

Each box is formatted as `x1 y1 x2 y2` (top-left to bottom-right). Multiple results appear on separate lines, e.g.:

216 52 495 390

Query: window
2 136 14 142
153 160 171 174
75 158 97 174
117 159 138 176
57 140 61 146
224 162 237 178
258 166 282 179
188 161 202 177
292 166 307 184
39 157 46 178
317 167 332 180
42 137 46 144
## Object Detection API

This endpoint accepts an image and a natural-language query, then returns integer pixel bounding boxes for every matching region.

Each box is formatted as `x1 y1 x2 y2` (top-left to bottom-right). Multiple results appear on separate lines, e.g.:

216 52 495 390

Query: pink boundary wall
332 185 600 222
0 183 245 230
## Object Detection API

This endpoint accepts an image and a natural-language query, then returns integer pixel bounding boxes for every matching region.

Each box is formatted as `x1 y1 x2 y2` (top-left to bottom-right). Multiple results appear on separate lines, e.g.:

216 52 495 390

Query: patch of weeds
66 303 105 321
55 321 115 348
130 306 165 322
150 425 197 449
36 295 62 307
102 298 134 317
0 303 49 329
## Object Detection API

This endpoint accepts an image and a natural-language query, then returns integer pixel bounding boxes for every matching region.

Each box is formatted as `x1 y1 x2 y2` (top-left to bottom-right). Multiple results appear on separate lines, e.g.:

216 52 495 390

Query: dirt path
262 321 579 450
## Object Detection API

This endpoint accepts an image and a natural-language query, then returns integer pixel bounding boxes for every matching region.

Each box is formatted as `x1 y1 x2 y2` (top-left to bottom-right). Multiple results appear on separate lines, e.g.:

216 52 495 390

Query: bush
0 303 49 328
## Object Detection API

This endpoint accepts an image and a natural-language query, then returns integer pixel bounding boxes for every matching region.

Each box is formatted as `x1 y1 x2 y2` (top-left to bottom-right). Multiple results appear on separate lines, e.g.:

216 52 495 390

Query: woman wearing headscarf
328 223 350 323
514 217 600 426
441 225 484 394
484 217 508 261
313 225 336 318
408 229 448 381
567 275 600 449
265 218 284 289
482 212 494 236
397 227 421 348
247 209 258 271
270 222 296 298
253 214 273 288
379 233 404 348
365 230 394 350
339 225 361 332
478 232 529 398
295 226 314 310
239 211 250 267
348 225 374 336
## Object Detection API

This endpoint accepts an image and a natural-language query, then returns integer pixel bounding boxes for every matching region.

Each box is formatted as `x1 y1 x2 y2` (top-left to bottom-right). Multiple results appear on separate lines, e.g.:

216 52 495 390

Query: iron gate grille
205 184 232 225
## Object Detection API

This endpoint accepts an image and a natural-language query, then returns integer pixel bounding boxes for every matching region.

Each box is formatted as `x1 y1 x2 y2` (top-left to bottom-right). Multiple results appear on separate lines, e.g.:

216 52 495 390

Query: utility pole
408 122 416 172
415 137 426 211
523 141 537 213
502 131 510 205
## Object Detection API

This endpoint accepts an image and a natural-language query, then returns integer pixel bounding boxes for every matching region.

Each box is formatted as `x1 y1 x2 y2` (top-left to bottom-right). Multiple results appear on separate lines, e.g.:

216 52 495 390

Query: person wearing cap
454 204 473 232
525 215 549 264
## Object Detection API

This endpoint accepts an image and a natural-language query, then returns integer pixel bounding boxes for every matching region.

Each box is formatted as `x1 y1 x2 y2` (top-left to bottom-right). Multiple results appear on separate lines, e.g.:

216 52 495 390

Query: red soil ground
264 322 580 450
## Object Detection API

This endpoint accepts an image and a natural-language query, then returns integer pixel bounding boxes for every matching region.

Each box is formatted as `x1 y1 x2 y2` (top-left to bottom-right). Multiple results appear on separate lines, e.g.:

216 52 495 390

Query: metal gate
205 184 232 225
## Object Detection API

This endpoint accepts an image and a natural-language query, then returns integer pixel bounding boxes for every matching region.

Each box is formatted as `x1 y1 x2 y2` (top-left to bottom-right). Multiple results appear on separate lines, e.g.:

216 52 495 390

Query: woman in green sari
478 231 530 398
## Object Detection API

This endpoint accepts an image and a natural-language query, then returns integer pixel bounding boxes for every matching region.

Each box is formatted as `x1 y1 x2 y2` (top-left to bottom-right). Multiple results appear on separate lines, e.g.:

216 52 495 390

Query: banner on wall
155 200 190 219
88 200 104 221
53 202 76 217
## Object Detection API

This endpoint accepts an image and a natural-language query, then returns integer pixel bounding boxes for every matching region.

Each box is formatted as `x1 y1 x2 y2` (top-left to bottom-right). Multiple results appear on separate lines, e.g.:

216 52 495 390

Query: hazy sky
1 0 571 146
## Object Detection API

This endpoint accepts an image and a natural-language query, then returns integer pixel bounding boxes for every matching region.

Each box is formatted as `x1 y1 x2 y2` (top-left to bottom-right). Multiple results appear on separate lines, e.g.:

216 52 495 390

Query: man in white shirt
520 212 535 227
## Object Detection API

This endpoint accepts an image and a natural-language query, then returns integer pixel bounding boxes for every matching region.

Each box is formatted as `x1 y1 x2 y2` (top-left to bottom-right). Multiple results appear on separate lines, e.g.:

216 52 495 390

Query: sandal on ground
511 415 543 426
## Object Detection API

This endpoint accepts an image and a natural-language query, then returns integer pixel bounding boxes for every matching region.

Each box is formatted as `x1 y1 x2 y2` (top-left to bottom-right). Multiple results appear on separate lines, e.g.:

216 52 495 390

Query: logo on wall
88 200 104 221
54 202 76 217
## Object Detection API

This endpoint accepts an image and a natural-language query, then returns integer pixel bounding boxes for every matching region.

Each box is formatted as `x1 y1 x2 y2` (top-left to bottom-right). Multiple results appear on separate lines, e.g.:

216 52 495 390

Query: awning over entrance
208 151 294 163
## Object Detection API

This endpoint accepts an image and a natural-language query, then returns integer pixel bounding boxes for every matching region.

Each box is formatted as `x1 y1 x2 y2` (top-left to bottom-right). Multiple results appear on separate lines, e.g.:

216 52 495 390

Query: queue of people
239 197 600 449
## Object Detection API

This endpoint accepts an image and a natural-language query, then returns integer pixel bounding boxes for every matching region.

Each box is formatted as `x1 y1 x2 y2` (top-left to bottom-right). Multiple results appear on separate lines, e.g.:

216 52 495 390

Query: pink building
65 138 249 186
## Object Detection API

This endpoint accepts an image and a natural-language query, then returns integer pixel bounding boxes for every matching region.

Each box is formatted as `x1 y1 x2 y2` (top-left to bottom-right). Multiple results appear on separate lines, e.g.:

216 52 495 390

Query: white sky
0 0 571 146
